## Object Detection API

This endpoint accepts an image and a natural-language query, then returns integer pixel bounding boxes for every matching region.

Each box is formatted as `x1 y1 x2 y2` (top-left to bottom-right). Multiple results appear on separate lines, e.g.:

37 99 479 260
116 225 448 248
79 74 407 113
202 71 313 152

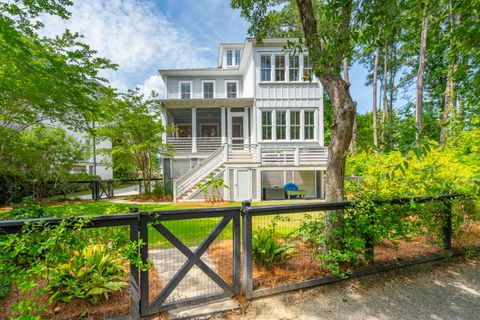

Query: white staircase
174 144 259 202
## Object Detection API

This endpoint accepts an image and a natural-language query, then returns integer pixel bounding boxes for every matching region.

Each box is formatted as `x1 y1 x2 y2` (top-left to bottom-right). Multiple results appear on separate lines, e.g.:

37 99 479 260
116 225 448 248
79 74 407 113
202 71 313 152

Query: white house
160 38 327 202
66 125 113 180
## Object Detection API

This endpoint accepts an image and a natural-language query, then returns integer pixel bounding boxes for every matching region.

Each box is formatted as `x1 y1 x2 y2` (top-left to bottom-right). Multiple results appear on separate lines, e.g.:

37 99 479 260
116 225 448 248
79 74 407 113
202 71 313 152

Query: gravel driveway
220 256 480 320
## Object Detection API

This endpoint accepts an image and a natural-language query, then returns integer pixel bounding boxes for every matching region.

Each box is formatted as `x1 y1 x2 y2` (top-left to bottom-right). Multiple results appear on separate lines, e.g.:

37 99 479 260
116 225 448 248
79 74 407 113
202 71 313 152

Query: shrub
8 197 52 219
0 274 10 299
252 226 296 269
47 244 127 304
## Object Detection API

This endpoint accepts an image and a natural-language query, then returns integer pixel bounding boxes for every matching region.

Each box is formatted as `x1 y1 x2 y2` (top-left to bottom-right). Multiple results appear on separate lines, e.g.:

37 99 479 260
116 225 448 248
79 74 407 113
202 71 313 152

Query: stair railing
174 145 226 200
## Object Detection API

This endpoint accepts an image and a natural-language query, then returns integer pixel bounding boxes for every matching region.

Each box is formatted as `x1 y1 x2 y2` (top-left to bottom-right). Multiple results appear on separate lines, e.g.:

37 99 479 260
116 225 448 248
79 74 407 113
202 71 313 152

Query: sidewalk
220 256 480 320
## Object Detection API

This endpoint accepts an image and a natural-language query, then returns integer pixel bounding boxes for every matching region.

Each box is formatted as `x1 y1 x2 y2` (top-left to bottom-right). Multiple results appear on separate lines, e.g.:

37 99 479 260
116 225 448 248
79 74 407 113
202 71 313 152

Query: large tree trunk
296 0 356 249
373 47 380 154
344 58 357 156
416 15 428 140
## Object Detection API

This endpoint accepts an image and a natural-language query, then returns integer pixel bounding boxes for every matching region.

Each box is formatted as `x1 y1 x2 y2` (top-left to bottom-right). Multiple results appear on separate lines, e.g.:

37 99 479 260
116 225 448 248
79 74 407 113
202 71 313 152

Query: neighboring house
65 125 113 180
160 38 327 202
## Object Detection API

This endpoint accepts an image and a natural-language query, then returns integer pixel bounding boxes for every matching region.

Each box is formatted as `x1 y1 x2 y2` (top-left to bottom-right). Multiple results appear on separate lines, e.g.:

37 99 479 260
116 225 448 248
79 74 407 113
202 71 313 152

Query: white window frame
178 81 192 99
274 55 286 82
290 110 301 141
289 55 300 82
260 54 272 82
235 49 241 66
226 50 233 66
304 109 316 141
201 80 216 99
302 54 314 81
225 80 239 98
261 110 273 141
276 110 287 141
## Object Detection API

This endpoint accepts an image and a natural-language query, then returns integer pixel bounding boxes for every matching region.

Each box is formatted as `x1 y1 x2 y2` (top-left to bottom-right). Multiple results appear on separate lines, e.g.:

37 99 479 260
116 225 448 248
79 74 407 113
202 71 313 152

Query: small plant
252 226 296 269
196 173 229 202
47 244 127 304
0 274 10 299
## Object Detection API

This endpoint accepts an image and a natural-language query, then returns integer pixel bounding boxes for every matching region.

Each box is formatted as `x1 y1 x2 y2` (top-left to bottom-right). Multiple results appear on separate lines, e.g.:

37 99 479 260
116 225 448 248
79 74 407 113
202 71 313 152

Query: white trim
201 80 216 99
178 81 193 99
224 80 239 98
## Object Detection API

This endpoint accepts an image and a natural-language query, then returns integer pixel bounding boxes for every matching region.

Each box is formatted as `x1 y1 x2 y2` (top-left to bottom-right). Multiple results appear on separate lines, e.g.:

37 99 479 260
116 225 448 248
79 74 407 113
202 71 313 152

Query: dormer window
179 81 192 99
226 49 241 67
227 50 233 66
235 50 241 65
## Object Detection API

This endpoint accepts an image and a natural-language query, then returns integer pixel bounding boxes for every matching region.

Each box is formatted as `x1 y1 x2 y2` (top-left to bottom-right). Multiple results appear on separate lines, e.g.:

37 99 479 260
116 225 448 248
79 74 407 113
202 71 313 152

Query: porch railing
261 147 328 166
167 137 222 153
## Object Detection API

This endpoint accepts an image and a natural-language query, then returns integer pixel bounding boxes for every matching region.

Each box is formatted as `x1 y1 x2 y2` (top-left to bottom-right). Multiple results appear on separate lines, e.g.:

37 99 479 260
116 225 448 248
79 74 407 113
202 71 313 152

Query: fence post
139 214 150 315
129 214 140 320
443 199 453 250
233 209 241 295
241 200 253 299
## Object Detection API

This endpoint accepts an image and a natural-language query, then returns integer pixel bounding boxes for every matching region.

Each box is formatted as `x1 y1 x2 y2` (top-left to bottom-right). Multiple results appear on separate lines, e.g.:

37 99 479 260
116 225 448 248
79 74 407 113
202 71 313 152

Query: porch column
192 107 197 153
255 169 262 201
161 110 167 143
227 107 232 144
244 107 249 144
221 107 226 144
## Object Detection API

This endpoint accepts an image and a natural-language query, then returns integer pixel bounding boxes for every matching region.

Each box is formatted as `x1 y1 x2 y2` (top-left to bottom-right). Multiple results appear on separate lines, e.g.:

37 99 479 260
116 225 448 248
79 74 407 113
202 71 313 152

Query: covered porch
161 98 254 155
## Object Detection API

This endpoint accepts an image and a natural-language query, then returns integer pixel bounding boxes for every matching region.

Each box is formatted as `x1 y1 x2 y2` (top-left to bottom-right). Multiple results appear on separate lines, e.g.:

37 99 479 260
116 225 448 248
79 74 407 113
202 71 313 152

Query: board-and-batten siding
255 83 322 108
166 76 243 99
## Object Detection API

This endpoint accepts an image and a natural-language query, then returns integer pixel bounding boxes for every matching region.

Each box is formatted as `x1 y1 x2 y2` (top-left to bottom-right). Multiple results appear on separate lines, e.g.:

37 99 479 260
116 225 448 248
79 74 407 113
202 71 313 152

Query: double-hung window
227 50 233 66
260 55 271 81
289 55 300 81
275 55 285 81
179 81 191 99
303 55 313 80
226 81 237 98
262 111 272 140
276 111 287 140
235 50 241 65
290 111 301 140
304 111 315 140
202 81 214 98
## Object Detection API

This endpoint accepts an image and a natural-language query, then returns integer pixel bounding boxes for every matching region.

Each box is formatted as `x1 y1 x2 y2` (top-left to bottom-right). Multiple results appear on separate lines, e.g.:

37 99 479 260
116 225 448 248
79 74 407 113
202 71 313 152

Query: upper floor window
275 55 285 81
262 111 272 140
202 81 215 99
226 81 238 98
227 50 233 66
290 111 301 140
179 81 191 99
260 55 271 81
304 110 315 140
235 50 241 65
276 111 287 140
303 56 313 80
289 55 300 81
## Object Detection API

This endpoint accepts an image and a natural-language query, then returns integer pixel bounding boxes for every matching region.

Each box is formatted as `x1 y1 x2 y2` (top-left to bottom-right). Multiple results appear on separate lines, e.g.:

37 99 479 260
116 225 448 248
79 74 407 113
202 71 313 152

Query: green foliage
252 225 296 269
0 274 10 299
196 173 229 202
47 244 127 304
8 197 53 219
95 89 174 194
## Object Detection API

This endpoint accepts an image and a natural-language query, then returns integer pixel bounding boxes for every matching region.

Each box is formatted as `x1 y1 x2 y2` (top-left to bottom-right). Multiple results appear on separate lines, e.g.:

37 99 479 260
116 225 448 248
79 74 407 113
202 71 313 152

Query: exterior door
231 116 244 144
235 169 251 200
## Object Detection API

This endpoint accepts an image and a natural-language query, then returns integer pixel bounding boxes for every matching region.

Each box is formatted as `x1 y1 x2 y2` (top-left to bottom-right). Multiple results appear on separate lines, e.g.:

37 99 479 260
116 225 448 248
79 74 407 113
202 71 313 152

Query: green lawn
0 199 320 248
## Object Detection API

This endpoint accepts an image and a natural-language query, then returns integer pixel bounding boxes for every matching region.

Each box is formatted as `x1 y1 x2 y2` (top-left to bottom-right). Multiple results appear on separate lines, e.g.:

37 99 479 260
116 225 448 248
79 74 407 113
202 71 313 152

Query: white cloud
39 0 212 91
138 75 166 99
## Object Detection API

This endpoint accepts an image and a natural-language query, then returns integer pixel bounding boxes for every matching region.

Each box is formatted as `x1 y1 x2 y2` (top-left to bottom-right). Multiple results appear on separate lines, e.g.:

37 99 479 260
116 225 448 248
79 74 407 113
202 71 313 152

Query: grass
0 198 319 248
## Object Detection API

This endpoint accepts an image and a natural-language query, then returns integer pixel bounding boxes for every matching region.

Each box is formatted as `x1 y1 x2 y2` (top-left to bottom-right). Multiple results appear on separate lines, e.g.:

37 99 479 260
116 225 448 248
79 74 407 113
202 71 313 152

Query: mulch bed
0 267 167 319
207 226 480 291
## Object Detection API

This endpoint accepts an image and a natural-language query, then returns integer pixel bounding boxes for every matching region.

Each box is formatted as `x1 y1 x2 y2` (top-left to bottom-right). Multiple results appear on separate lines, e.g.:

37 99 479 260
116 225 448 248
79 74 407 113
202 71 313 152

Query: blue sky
40 0 382 114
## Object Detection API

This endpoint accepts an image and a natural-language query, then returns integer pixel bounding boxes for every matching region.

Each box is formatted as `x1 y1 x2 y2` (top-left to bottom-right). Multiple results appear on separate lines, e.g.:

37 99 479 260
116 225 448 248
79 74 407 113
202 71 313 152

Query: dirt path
219 256 480 320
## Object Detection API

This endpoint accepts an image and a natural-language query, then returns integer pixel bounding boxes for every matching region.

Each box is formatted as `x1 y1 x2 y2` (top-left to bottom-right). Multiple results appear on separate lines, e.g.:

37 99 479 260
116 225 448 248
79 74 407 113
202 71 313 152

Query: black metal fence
0 194 478 319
